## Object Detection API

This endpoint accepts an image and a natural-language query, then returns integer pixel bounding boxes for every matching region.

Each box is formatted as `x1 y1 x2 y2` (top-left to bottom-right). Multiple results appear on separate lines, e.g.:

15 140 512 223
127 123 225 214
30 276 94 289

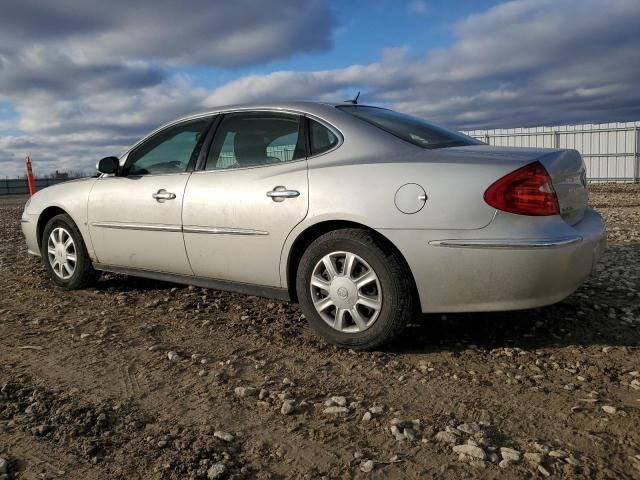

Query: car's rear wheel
296 228 416 350
41 213 97 290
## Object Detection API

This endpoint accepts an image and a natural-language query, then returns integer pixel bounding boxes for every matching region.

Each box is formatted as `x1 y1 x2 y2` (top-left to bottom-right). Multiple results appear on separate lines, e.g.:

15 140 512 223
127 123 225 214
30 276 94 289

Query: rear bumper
380 208 606 313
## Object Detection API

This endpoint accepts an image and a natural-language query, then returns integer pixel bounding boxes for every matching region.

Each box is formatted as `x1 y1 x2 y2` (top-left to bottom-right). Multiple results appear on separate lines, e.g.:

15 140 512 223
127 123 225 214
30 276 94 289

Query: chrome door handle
267 190 299 198
267 186 300 201
152 189 176 201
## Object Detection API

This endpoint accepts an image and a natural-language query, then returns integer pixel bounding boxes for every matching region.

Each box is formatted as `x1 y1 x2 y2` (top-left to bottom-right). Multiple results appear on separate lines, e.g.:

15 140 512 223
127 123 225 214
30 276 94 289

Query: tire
296 228 417 350
41 213 98 290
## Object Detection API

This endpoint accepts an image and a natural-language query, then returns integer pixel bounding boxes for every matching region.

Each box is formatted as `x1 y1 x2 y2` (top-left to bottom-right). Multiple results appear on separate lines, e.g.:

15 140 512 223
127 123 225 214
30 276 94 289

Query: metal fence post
554 131 560 149
635 126 639 184
485 134 490 145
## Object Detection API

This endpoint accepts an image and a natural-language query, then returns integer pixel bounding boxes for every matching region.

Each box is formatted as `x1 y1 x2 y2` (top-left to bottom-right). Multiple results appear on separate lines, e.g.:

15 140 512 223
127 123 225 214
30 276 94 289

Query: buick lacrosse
21 101 606 349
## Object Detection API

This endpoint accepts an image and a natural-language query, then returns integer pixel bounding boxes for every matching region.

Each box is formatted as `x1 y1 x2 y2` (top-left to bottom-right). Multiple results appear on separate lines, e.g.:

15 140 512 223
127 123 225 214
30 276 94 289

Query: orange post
25 155 36 196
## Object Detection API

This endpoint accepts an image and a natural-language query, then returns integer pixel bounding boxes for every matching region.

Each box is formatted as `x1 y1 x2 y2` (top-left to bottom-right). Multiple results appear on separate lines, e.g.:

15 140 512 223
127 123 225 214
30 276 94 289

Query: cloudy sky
1 0 639 177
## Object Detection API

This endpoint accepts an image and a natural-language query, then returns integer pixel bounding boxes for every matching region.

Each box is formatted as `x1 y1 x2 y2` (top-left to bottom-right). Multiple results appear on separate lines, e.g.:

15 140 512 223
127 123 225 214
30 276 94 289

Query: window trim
193 108 343 172
201 110 309 172
113 107 345 178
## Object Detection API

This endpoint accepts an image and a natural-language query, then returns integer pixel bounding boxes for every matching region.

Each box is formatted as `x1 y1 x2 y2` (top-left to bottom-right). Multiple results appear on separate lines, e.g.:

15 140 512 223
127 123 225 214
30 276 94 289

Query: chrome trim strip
91 222 268 235
91 222 182 233
183 225 268 236
429 236 583 249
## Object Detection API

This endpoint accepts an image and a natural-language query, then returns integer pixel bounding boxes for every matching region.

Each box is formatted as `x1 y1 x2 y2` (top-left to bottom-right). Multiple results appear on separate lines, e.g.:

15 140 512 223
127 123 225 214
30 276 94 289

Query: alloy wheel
47 227 77 280
309 251 382 332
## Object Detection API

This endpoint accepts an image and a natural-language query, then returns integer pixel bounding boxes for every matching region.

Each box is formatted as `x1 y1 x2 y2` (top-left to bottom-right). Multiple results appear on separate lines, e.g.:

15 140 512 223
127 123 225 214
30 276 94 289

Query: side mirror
97 156 119 175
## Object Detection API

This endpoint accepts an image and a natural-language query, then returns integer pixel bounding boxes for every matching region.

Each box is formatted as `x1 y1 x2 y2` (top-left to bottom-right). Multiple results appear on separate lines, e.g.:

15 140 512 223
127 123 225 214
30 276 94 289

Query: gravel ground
0 185 639 479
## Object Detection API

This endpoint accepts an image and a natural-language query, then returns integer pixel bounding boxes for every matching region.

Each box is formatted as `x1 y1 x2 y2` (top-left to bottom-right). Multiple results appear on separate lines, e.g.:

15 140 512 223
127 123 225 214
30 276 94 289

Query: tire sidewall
297 233 410 348
41 214 91 289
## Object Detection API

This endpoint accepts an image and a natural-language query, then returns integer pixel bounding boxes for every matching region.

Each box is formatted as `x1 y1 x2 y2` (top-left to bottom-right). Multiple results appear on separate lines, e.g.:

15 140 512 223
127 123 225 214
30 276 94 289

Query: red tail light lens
484 161 559 216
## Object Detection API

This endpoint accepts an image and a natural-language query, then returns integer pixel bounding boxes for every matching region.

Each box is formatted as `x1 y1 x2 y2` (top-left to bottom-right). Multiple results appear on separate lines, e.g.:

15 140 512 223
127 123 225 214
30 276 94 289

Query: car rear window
337 105 480 149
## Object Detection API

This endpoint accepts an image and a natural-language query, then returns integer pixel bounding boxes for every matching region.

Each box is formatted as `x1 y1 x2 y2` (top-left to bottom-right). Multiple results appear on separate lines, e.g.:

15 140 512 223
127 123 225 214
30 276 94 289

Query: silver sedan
21 101 607 349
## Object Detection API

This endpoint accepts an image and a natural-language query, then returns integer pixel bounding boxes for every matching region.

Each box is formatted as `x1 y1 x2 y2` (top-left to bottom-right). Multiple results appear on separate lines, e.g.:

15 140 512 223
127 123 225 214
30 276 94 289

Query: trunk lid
442 145 588 225
537 149 588 225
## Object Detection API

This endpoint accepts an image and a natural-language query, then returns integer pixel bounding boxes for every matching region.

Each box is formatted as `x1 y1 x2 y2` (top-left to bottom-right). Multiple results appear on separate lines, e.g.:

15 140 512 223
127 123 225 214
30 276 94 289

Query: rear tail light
484 161 559 216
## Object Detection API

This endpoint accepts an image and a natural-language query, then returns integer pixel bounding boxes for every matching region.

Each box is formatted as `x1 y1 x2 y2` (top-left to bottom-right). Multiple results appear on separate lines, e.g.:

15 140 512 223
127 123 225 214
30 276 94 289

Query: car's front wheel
296 228 417 350
41 213 97 290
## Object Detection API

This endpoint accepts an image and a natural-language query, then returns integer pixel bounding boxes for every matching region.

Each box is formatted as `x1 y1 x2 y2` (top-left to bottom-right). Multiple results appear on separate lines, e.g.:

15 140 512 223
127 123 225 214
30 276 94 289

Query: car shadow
388 303 640 354
88 244 639 353
94 272 181 293
387 242 640 353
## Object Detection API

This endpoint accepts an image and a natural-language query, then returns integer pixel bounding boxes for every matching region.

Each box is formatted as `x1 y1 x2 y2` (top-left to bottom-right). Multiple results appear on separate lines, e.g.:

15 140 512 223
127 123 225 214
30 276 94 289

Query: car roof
120 101 376 159
177 101 376 122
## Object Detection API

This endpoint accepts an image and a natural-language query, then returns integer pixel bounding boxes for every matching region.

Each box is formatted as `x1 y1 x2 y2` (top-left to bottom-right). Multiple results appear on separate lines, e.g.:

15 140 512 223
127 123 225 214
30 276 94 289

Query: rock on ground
281 400 295 415
207 463 226 479
453 444 487 460
360 460 375 473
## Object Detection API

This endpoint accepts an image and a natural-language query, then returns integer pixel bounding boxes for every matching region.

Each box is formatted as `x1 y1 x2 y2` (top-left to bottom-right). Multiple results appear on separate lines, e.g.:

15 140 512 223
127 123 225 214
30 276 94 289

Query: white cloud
204 0 640 129
2 0 640 177
0 0 334 69
0 0 335 176
0 77 209 176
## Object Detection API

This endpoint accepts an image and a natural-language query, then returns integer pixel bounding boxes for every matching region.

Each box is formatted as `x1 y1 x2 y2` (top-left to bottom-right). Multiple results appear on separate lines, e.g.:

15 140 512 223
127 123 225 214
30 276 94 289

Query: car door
88 116 212 275
182 111 308 287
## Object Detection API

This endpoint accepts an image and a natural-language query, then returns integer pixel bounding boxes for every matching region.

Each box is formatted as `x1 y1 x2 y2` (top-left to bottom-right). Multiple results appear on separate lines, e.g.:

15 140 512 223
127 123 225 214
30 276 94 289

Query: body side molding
182 226 268 235
91 222 182 232
92 222 268 236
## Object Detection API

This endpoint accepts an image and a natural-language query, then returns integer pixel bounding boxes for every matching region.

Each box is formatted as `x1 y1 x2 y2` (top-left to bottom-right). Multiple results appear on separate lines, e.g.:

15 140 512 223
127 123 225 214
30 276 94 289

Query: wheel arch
36 206 70 251
285 219 418 303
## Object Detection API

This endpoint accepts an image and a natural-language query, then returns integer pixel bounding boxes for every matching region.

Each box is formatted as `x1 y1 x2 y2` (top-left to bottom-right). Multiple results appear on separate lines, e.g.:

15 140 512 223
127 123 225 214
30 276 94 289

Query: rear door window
206 112 305 170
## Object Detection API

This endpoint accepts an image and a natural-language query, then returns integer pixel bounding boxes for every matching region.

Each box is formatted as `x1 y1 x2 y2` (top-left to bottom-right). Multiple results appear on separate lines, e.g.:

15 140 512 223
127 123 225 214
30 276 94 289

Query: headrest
234 133 267 166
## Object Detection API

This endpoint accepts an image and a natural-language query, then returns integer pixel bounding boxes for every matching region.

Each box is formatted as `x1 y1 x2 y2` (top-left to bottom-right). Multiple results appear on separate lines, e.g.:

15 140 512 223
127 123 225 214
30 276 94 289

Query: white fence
464 121 640 183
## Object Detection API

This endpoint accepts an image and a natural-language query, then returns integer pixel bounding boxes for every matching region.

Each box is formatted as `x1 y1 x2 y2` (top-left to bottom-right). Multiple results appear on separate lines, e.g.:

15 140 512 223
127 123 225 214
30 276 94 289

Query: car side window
206 112 305 170
125 118 210 176
309 119 338 155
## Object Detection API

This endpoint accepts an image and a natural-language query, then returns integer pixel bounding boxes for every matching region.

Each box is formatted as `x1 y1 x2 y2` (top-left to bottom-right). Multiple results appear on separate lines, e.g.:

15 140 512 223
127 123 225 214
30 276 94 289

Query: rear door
182 111 308 287
88 116 211 275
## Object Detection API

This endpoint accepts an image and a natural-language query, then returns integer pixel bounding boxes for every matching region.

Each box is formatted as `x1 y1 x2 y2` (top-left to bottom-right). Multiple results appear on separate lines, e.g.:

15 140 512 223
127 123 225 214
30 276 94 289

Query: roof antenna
344 91 360 105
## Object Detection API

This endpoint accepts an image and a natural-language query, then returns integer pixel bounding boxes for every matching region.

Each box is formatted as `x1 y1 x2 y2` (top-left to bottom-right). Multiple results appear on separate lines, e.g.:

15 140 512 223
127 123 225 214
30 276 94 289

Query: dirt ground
0 185 639 479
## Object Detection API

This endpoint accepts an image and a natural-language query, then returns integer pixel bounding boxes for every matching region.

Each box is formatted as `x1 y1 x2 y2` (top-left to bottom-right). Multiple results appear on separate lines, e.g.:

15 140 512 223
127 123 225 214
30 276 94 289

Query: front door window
125 118 210 176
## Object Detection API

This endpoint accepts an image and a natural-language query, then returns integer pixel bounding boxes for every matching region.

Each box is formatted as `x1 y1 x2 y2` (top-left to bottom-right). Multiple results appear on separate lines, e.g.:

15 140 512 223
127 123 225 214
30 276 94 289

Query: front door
182 111 309 287
88 117 211 275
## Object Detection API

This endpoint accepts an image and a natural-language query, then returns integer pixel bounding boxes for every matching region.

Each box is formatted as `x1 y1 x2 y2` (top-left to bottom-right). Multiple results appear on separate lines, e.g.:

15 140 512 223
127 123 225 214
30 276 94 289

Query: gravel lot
1 185 639 479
